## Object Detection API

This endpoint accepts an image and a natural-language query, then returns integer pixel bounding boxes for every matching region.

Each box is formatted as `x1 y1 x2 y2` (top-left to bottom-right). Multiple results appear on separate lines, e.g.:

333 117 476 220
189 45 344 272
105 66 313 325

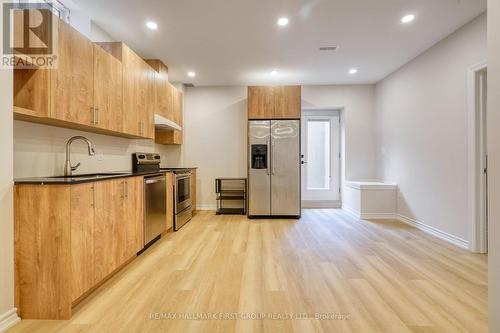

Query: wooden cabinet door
93 44 123 132
142 65 155 139
166 173 175 231
94 179 125 282
51 20 94 126
70 183 95 301
122 45 141 136
166 83 175 121
124 177 144 256
147 60 169 119
190 170 197 214
248 86 274 119
274 86 301 119
173 90 184 143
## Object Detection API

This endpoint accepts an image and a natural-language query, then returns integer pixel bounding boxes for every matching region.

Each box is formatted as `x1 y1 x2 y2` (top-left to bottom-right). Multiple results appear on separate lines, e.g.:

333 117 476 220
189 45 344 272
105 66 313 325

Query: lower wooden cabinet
70 183 96 302
166 172 175 231
15 176 144 319
191 170 197 214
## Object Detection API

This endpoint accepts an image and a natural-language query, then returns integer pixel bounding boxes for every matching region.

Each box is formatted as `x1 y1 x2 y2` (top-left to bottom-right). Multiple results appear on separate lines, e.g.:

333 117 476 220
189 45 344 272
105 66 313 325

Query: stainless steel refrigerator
248 120 300 218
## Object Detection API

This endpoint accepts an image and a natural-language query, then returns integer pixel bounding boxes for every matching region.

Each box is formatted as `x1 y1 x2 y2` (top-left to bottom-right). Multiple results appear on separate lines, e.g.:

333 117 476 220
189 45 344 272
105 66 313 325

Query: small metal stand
215 178 247 215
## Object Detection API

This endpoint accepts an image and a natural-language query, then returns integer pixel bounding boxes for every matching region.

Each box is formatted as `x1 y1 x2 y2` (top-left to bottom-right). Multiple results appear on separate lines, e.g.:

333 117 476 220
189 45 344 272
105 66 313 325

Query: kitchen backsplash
14 120 183 178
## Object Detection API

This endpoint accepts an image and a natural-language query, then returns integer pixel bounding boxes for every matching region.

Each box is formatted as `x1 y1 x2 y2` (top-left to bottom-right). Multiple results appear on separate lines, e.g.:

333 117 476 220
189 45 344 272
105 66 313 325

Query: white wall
0 70 17 328
487 1 500 331
182 87 247 209
375 14 486 242
90 22 115 42
182 85 377 208
302 85 377 181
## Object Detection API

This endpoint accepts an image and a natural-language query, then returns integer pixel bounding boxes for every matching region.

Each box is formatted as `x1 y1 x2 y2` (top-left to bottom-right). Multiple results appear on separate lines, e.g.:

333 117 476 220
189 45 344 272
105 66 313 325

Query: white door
301 111 341 203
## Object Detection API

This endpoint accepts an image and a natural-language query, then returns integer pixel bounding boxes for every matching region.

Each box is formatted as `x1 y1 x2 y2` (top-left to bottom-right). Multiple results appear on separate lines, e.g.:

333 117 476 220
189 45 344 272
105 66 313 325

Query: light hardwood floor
8 210 487 333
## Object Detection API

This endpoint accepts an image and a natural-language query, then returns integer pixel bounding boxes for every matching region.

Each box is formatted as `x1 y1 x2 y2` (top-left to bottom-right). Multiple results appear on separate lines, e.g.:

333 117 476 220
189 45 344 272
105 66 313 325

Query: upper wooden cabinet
121 44 155 139
14 17 95 126
155 88 184 145
13 13 155 140
274 86 301 119
93 44 123 132
145 59 170 120
248 86 274 119
247 85 301 119
51 20 94 126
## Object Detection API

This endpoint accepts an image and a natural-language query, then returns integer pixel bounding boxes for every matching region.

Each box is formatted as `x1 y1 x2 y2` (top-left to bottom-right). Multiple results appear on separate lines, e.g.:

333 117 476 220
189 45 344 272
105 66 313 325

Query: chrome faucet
65 136 96 176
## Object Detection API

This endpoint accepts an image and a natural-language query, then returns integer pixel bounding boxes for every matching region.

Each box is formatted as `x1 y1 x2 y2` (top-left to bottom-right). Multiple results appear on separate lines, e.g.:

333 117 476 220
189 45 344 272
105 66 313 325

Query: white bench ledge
345 181 398 190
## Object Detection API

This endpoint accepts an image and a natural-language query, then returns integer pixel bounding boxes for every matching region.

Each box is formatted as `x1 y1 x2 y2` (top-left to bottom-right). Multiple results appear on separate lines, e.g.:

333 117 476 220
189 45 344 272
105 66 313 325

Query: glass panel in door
301 112 340 203
307 120 330 190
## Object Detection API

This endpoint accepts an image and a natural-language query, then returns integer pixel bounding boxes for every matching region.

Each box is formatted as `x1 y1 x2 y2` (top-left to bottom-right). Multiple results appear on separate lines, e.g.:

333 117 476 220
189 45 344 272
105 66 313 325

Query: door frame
301 108 343 208
468 62 488 253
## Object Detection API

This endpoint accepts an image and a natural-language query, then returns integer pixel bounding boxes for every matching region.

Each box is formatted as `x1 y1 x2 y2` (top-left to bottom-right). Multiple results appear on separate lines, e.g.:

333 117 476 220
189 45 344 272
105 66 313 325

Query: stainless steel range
168 169 193 231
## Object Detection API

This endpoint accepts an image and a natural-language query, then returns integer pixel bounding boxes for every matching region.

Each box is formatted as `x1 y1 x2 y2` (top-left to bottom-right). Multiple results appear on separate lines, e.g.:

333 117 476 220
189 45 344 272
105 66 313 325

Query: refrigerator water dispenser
251 144 268 169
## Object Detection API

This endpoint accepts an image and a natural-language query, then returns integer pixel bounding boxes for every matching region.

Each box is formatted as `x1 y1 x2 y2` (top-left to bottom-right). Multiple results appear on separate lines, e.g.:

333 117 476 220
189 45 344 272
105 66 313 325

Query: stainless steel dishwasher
144 174 166 246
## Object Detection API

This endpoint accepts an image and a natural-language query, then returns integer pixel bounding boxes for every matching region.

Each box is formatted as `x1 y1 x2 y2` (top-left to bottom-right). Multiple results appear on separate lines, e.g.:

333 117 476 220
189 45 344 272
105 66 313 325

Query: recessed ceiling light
349 68 358 74
401 14 415 24
277 17 289 26
270 70 279 75
187 71 196 77
146 21 158 30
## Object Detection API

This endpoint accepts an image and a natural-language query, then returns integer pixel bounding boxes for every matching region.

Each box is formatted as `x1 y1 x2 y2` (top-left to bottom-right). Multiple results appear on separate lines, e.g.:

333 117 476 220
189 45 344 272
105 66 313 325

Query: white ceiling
71 0 486 86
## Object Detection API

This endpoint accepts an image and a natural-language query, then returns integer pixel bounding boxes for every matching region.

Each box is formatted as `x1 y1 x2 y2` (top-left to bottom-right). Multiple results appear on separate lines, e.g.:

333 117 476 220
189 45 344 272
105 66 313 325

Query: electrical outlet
97 151 104 161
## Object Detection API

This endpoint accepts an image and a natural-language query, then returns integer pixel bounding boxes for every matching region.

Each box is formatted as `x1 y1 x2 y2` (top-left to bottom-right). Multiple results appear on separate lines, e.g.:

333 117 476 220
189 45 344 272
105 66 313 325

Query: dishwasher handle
145 176 166 184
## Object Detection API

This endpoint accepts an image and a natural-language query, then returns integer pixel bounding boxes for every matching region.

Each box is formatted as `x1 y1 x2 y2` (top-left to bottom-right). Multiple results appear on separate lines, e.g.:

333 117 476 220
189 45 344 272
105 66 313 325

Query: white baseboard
0 308 20 333
342 207 396 220
196 204 217 211
302 200 342 208
343 208 469 249
397 214 469 249
360 213 397 220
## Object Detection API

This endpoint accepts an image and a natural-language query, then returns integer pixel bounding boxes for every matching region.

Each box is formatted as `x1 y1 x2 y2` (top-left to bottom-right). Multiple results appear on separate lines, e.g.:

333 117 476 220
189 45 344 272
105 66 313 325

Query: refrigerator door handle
272 139 276 175
266 138 271 176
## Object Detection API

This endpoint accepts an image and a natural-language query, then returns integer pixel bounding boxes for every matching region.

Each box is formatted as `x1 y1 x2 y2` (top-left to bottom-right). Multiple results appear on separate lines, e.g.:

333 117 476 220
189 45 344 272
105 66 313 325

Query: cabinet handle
91 107 96 125
95 107 99 125
125 181 128 198
91 186 96 207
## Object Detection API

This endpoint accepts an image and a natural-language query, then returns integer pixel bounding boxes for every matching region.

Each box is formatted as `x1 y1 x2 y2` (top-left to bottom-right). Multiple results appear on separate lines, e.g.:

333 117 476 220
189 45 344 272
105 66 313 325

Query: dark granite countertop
14 167 197 185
